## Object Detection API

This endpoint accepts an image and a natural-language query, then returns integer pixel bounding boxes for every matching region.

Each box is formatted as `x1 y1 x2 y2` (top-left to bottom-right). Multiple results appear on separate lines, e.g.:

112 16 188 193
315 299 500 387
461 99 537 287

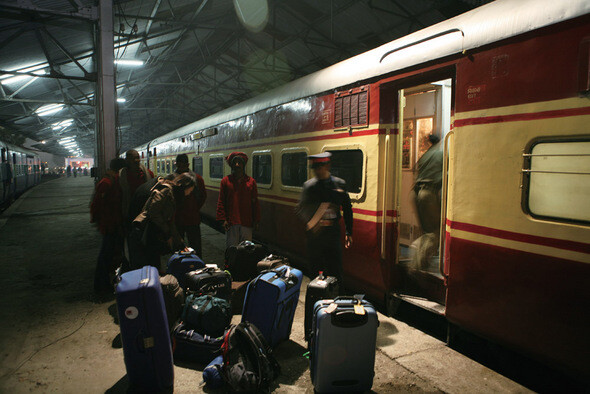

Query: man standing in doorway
296 152 353 284
174 153 207 257
216 152 260 249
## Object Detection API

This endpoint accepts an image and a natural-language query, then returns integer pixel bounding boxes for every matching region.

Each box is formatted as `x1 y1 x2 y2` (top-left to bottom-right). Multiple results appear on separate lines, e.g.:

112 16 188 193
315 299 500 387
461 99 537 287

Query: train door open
391 77 452 314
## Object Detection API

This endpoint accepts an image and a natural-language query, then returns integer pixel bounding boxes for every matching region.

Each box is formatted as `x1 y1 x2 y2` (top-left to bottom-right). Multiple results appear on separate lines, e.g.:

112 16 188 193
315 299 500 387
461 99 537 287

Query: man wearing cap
216 152 261 248
296 152 353 284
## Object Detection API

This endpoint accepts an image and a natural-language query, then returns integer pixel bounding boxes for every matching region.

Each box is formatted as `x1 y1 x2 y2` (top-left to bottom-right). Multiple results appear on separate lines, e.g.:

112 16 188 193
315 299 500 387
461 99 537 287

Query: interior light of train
190 132 203 140
35 103 64 116
114 59 144 67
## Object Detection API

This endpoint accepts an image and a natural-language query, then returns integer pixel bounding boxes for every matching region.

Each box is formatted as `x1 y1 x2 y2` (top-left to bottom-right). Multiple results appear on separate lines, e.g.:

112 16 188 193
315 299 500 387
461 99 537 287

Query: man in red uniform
119 149 154 225
90 158 126 294
174 154 207 257
216 152 261 248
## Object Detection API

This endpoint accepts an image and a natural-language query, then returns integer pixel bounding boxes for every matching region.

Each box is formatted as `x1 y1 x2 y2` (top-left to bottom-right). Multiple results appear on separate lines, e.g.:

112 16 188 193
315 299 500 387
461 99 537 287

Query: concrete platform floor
0 177 531 393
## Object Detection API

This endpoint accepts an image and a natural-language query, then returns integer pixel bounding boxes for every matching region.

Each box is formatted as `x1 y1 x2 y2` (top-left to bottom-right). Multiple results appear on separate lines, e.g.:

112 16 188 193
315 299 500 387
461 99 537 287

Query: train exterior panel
134 0 590 377
0 141 41 206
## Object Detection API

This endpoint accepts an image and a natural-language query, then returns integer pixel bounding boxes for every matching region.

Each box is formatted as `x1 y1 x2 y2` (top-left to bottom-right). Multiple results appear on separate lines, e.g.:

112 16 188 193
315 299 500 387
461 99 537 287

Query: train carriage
0 141 41 206
134 0 590 378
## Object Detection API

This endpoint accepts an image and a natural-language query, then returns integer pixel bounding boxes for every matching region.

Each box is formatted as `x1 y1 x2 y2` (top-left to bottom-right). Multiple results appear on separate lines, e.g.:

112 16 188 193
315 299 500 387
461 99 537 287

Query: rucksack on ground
221 322 280 393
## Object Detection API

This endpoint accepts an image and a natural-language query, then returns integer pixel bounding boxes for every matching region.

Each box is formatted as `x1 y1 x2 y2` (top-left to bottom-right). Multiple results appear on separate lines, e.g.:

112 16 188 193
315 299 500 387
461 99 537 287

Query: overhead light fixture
41 140 46 144
117 98 126 103
53 119 74 130
114 59 144 67
1 66 46 85
35 103 64 116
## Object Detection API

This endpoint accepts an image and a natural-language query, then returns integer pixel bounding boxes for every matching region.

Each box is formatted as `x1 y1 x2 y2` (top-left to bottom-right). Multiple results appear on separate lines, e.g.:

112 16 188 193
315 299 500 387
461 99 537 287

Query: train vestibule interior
395 78 452 306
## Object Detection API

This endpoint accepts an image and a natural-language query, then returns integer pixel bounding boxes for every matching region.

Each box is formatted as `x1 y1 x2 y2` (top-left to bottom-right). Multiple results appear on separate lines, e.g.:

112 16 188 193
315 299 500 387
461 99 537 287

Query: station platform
0 176 531 393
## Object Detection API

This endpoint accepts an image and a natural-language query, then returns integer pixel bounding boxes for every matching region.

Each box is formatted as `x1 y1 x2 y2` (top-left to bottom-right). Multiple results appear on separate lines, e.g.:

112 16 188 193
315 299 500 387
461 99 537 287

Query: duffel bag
182 294 231 338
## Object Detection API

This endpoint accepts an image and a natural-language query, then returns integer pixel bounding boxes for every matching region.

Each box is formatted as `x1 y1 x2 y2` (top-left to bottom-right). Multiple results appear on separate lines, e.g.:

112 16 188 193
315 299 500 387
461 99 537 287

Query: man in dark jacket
174 154 207 257
296 152 353 283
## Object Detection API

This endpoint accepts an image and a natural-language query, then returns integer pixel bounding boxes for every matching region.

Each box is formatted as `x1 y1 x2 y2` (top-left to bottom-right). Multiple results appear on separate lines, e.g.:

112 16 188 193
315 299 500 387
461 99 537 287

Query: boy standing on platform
216 152 260 248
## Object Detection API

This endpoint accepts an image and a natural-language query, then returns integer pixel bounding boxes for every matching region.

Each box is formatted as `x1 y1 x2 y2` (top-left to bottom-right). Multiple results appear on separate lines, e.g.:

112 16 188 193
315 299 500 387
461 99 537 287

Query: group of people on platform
90 148 359 295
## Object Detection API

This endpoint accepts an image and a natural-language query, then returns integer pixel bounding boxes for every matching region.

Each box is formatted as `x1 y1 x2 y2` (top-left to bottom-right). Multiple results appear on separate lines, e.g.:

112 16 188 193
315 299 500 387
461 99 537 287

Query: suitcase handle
331 309 368 327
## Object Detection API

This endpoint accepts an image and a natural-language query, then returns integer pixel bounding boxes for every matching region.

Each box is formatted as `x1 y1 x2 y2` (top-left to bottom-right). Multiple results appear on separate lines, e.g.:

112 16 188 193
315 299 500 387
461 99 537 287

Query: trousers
177 224 202 257
225 225 252 249
307 225 343 283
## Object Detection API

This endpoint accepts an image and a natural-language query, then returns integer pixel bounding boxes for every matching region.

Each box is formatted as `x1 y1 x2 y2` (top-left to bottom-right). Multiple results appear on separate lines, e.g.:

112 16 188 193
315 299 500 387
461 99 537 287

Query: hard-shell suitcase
304 272 339 341
185 267 232 301
160 274 185 331
310 296 378 393
166 250 205 288
172 322 224 365
256 254 289 273
115 266 174 392
241 265 303 347
225 240 267 281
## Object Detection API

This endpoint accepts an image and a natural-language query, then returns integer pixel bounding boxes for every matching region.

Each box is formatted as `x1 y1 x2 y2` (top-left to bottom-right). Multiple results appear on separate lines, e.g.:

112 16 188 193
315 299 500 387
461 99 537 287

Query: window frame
251 150 273 189
521 136 590 226
208 153 226 182
322 144 367 201
192 156 204 177
280 147 309 192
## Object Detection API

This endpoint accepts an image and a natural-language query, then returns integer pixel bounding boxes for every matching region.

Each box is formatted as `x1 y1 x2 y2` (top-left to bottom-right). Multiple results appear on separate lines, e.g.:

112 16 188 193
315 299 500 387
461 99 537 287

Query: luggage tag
325 303 338 314
353 294 366 315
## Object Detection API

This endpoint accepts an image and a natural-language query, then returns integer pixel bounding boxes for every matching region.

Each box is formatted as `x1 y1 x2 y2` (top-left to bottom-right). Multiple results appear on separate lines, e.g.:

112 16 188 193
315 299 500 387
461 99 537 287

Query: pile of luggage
114 241 379 393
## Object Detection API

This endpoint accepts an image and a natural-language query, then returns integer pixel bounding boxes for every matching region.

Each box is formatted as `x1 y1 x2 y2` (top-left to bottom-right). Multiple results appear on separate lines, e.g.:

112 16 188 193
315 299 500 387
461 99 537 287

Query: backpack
221 322 280 393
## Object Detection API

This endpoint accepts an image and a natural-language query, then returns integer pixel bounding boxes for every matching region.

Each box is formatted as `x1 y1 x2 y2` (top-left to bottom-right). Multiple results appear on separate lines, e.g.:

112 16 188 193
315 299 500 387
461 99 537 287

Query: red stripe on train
447 219 590 254
454 106 590 127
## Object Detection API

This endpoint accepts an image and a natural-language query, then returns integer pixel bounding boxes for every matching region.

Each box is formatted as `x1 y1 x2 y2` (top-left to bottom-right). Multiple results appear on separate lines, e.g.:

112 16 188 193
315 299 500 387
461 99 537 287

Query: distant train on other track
0 140 41 207
131 0 590 378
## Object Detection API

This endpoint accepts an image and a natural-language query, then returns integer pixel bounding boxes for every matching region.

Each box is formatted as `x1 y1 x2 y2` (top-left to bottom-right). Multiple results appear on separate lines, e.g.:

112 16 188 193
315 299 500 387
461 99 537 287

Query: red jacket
90 174 122 235
216 174 261 227
175 172 207 226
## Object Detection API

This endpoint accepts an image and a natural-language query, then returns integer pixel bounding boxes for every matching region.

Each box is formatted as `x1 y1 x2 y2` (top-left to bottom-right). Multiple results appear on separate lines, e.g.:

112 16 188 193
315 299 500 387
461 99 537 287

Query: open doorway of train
394 78 452 313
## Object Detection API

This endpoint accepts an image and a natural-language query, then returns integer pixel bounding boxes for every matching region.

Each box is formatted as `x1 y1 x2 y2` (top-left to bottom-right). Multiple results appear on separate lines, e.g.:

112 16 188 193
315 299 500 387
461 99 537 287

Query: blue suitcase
166 250 205 288
116 266 174 392
310 296 378 393
241 265 302 347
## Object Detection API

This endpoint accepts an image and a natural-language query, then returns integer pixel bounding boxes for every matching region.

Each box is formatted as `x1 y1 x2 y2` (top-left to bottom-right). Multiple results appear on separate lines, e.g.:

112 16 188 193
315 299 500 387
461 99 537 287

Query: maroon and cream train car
135 0 590 377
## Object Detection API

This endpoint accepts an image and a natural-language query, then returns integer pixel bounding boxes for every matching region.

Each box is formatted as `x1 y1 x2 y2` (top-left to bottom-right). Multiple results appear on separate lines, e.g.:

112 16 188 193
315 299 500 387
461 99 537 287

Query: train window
334 85 369 129
523 140 590 223
193 157 203 176
157 160 161 173
326 149 364 194
166 160 171 174
252 153 272 186
281 152 307 187
210 156 224 179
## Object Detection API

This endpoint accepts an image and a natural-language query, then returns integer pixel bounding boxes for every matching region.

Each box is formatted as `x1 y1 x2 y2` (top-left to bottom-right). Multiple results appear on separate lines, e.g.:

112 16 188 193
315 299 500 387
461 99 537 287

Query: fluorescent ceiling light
53 119 74 130
35 103 64 116
115 59 144 67
117 98 126 103
1 67 46 85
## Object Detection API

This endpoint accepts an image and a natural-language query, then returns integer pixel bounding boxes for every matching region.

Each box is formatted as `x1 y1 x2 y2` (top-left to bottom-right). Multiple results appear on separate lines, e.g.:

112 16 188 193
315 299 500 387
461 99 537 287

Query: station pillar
95 0 117 178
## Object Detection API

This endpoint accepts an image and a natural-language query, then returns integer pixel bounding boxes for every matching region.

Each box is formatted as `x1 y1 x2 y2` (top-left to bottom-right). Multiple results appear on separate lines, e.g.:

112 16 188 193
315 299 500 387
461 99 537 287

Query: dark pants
127 227 161 271
307 225 343 284
94 232 123 292
413 183 441 235
177 224 202 257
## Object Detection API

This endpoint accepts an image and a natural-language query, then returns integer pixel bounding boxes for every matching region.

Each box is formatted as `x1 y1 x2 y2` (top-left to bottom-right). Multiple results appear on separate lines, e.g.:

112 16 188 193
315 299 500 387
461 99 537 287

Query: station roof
0 0 492 157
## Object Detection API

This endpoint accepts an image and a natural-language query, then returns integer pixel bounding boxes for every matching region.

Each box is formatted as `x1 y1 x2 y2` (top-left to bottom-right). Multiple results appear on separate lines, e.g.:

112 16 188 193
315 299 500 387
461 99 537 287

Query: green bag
182 294 231 338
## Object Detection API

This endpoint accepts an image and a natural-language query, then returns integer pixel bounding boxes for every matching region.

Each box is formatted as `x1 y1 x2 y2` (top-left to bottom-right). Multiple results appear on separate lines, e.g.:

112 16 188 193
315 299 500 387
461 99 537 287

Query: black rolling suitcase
115 266 174 392
184 266 232 302
224 240 267 281
304 272 339 341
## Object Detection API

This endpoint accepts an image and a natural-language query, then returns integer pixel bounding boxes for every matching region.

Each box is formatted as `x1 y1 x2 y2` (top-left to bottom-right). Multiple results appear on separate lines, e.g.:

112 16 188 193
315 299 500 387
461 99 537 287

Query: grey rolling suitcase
310 295 378 393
